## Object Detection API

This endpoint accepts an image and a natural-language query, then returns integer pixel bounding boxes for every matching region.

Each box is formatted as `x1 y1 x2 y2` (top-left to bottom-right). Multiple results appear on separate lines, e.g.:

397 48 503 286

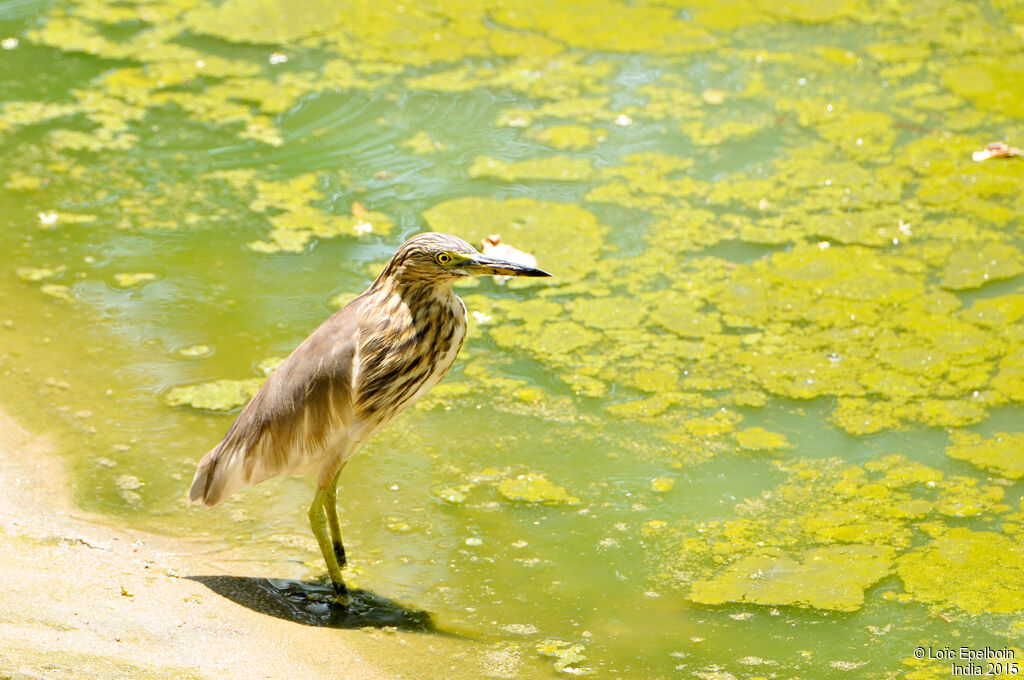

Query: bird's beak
463 254 552 277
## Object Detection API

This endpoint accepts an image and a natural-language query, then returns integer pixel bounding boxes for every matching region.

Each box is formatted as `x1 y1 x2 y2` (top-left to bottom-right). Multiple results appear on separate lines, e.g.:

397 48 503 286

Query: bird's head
378 232 551 286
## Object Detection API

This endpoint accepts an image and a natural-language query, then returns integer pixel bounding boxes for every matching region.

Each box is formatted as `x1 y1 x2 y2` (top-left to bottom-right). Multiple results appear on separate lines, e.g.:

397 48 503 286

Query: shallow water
2 0 1023 677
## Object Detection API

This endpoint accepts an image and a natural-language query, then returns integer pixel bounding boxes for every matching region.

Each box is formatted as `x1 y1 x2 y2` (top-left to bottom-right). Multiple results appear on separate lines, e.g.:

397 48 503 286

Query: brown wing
188 297 364 507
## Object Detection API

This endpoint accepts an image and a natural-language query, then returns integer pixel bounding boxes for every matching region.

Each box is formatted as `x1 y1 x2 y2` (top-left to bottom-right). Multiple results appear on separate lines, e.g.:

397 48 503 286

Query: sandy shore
0 410 405 680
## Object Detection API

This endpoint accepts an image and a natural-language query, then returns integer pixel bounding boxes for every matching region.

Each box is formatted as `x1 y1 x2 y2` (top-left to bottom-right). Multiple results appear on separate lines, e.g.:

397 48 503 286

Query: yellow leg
325 480 346 568
308 488 348 603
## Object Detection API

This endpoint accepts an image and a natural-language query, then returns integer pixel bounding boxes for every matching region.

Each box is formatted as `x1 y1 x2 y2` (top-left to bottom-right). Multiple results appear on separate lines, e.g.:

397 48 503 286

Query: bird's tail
188 445 243 507
188 448 217 506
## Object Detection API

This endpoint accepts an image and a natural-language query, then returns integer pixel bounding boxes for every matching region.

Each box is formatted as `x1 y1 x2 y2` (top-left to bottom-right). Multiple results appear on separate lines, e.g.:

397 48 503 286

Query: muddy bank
0 410 434 680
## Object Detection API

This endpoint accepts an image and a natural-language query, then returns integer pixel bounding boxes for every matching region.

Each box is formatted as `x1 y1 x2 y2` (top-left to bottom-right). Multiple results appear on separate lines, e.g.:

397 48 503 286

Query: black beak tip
472 255 554 278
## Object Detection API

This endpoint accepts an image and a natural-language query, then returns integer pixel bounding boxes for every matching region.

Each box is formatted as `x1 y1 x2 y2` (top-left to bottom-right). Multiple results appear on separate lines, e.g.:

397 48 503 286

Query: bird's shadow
188 575 438 632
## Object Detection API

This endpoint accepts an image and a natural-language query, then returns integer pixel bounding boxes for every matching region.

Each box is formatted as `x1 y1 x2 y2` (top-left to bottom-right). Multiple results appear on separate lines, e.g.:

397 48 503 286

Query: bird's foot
293 580 349 607
331 580 350 607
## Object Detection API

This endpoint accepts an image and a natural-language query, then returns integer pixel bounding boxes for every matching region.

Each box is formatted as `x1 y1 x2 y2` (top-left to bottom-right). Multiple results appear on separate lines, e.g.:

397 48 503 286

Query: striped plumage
188 232 550 602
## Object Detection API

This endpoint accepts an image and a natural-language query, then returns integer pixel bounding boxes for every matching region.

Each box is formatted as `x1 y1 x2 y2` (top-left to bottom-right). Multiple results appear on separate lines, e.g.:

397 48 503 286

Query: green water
2 0 1024 677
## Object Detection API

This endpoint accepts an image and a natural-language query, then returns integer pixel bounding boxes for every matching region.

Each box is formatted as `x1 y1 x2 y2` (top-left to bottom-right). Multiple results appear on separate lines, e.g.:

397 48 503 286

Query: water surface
1 0 1023 677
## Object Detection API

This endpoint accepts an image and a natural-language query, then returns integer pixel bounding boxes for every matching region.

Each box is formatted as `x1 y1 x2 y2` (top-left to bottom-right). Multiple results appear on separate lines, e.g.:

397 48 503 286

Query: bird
188 232 551 603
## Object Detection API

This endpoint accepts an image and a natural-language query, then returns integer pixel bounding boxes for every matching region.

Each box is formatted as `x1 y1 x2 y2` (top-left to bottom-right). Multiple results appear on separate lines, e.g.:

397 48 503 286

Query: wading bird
189 232 550 603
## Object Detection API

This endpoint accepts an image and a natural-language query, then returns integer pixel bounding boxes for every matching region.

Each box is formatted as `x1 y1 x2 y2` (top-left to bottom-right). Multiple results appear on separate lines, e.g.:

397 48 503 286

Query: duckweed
112 272 157 288
411 125 1021 438
401 131 446 154
526 124 603 151
468 155 594 183
942 56 1024 118
16 266 66 282
667 453 1018 613
40 283 73 301
535 638 592 675
650 476 675 492
164 378 263 411
257 357 285 375
431 469 580 506
946 432 1024 480
496 473 580 505
4 173 47 191
689 544 894 612
897 529 1024 614
432 483 474 505
939 243 1024 290
175 345 212 359
735 427 790 451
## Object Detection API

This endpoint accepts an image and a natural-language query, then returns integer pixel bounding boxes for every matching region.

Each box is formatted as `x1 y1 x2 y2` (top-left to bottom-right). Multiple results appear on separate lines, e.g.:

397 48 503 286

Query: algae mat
1 0 1023 677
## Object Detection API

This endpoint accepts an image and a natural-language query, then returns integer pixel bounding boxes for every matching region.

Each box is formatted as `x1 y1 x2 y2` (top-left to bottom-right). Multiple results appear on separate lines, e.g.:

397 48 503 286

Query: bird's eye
436 252 452 265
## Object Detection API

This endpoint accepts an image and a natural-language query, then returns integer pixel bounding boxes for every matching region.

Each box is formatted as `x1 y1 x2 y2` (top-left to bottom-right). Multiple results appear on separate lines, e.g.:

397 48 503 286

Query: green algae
566 296 646 332
526 124 604 151
535 638 592 675
661 450 1024 618
401 131 446 154
496 473 580 505
431 469 579 506
629 242 1019 433
496 97 616 129
505 321 599 358
605 395 674 419
946 432 1024 480
175 344 212 359
897 529 1024 614
468 155 594 183
35 211 98 230
112 272 157 288
164 378 262 411
934 476 1007 518
492 2 715 55
681 117 770 147
40 283 74 301
4 172 47 192
408 54 613 100
650 476 675 492
15 0 721 158
239 174 394 253
943 56 1024 118
432 482 475 505
673 457 921 555
689 544 894 612
256 357 285 375
442 195 1012 430
940 243 1024 290
0 101 79 137
735 427 790 451
16 266 66 282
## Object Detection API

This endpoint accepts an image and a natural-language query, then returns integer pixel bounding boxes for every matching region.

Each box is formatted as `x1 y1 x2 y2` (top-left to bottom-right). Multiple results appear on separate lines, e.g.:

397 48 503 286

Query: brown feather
189 295 365 506
189 237 472 506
